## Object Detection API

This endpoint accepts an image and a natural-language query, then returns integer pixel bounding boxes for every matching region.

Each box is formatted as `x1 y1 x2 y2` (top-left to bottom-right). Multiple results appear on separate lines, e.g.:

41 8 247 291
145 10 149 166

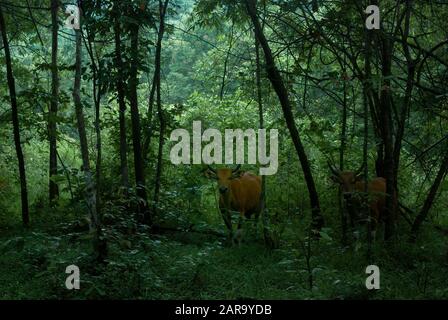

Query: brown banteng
205 165 262 243
329 163 387 238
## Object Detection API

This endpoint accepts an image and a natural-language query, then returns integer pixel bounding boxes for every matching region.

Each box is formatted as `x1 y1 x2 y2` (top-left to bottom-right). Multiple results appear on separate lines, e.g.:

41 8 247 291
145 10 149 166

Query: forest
0 0 447 300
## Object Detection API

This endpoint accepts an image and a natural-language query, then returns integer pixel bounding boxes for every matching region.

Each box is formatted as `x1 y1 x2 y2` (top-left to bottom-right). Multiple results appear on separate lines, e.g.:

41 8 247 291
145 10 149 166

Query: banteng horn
327 161 340 176
232 164 241 173
207 165 217 174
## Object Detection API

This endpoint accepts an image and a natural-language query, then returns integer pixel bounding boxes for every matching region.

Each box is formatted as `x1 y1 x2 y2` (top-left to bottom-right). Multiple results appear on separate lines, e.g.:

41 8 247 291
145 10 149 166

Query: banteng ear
204 169 216 179
327 161 341 180
330 175 340 183
231 169 244 179
204 165 218 179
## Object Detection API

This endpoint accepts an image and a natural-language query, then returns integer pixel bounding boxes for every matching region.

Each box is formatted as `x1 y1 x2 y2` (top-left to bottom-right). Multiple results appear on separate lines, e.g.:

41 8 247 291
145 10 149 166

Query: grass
0 207 447 300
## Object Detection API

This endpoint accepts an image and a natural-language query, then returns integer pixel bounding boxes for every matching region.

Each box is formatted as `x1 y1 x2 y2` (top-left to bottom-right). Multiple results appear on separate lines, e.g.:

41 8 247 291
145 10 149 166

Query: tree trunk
245 0 324 234
219 22 234 100
73 25 106 261
81 12 106 258
255 33 276 249
128 22 150 224
49 0 59 203
89 40 103 232
0 5 30 226
364 27 372 260
339 58 348 244
142 1 168 164
392 0 416 229
113 2 130 195
410 148 448 242
153 0 169 216
142 72 156 163
142 74 156 165
379 38 397 241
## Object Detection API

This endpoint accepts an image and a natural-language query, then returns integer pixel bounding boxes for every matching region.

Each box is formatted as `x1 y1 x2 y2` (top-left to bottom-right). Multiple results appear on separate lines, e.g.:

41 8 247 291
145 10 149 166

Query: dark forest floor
1 209 448 300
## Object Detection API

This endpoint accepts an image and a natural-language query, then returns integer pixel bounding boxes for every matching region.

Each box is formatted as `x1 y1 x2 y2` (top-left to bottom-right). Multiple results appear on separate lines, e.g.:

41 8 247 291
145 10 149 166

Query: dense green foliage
1 0 447 300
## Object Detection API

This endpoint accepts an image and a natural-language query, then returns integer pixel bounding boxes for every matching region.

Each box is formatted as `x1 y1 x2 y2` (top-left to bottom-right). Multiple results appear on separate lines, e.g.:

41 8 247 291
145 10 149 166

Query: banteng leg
234 211 247 245
237 210 246 230
221 208 233 245
233 229 244 247
254 198 263 222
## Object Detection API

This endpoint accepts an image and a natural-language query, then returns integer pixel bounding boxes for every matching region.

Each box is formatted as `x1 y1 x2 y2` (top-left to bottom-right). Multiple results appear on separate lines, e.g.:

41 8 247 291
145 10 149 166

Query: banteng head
205 165 243 194
328 161 364 198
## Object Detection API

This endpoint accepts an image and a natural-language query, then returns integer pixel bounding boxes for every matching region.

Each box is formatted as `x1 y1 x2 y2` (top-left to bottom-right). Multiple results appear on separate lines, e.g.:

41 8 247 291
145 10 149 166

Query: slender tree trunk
82 17 105 253
255 33 275 249
153 91 165 215
245 0 324 234
128 22 150 224
142 1 168 164
339 59 348 244
113 2 130 195
49 0 59 203
0 5 30 226
219 22 234 100
56 150 74 200
73 25 106 261
142 71 156 163
392 0 415 223
89 41 103 229
410 148 448 242
364 27 372 260
92 47 106 261
74 29 94 216
366 83 384 178
153 0 169 215
379 38 397 241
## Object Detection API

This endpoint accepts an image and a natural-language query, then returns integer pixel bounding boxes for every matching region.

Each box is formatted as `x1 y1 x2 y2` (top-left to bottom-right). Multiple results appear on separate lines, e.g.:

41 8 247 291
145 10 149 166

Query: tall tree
73 16 106 261
371 20 396 240
255 31 275 249
128 18 150 224
153 0 169 215
364 24 373 259
113 0 130 195
81 1 106 242
245 0 324 233
0 4 30 226
219 21 234 100
49 0 59 203
410 147 448 242
338 56 348 244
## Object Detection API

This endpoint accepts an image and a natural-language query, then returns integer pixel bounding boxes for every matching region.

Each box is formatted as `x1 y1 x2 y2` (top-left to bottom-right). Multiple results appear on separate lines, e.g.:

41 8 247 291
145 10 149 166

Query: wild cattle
205 165 262 243
328 163 387 238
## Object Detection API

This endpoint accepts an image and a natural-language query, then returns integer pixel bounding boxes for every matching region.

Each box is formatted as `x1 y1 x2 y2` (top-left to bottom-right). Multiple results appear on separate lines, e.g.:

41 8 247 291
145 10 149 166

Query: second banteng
329 163 387 238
